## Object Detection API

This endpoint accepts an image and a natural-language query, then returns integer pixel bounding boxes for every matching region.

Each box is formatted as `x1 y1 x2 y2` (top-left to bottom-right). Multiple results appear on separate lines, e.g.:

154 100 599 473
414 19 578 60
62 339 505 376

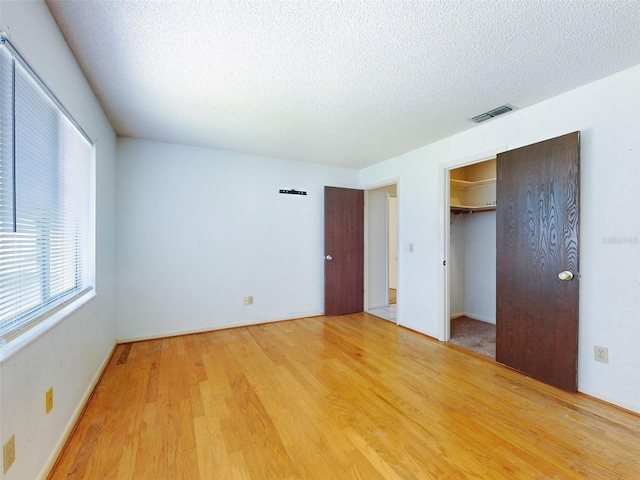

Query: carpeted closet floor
449 316 496 359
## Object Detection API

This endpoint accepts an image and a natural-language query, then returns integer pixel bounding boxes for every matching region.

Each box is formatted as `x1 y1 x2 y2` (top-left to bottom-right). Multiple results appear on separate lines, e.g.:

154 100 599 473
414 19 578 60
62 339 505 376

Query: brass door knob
558 271 574 281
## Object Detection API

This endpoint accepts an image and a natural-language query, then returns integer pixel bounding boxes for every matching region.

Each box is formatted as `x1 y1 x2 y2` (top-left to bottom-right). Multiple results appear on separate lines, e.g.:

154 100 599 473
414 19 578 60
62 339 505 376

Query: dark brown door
496 132 580 392
324 186 364 316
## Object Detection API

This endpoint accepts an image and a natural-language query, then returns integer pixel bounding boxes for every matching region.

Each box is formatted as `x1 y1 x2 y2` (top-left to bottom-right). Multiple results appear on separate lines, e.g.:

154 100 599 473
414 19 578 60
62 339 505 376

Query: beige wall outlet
46 387 54 413
3 435 15 473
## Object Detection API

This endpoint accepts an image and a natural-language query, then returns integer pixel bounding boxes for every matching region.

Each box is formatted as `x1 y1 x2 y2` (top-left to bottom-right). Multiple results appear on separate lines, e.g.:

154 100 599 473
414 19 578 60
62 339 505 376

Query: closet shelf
450 204 496 214
450 178 496 189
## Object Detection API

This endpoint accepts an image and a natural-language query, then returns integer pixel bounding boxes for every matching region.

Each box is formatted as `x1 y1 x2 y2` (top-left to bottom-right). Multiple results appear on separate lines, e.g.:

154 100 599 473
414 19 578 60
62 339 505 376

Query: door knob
558 271 574 281
325 255 333 261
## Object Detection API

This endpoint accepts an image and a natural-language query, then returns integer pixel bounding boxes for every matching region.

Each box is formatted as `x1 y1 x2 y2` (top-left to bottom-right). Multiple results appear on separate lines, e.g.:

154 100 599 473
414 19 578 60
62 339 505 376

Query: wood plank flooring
48 314 640 479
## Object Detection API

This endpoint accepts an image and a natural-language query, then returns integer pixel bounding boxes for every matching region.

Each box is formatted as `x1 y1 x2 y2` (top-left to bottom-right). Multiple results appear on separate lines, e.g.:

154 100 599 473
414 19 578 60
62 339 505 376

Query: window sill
0 290 96 363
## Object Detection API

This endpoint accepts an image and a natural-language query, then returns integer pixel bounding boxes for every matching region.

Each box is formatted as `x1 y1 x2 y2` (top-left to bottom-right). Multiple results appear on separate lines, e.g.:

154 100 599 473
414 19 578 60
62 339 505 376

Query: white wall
360 65 640 413
116 138 359 341
367 188 390 309
463 212 496 323
388 196 398 290
449 211 495 324
0 2 117 480
449 214 466 317
367 185 397 309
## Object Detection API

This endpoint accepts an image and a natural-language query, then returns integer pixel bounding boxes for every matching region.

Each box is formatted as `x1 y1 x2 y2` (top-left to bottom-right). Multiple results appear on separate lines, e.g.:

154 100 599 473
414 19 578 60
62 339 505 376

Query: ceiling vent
471 104 515 123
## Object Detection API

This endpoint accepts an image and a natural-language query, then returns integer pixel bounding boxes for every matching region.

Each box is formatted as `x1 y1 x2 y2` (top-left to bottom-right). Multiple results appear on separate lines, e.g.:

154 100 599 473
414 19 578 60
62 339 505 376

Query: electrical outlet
243 296 254 305
46 387 54 413
3 435 15 473
594 346 609 363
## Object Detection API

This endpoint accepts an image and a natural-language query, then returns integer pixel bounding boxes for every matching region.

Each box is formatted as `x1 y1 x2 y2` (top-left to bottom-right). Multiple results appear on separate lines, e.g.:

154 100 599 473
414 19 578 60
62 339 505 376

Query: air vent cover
471 104 515 123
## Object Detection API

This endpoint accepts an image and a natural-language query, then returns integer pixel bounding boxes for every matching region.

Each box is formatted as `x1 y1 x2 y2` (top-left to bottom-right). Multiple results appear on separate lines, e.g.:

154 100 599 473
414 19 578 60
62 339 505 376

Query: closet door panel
496 132 579 392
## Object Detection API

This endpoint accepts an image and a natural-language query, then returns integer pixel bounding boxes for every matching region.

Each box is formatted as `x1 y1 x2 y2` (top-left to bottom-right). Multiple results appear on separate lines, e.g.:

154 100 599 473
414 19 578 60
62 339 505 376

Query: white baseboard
450 312 495 325
116 311 323 344
38 341 117 480
397 321 438 341
464 313 495 324
367 302 389 310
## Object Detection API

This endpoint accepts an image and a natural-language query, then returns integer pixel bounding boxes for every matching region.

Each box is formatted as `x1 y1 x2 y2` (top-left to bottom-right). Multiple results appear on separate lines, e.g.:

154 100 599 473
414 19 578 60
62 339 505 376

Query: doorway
442 133 580 391
366 184 398 322
447 159 497 358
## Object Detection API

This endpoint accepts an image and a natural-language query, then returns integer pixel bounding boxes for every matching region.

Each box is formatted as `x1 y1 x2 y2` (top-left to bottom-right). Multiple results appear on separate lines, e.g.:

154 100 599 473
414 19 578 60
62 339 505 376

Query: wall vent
471 104 515 123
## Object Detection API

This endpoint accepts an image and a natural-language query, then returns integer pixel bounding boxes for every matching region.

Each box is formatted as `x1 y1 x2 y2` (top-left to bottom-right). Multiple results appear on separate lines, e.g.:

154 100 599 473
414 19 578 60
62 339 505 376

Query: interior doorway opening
366 183 398 323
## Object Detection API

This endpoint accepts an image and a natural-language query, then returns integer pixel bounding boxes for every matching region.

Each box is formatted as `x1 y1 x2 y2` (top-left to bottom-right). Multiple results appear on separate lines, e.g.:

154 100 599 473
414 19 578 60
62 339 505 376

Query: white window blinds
0 37 95 343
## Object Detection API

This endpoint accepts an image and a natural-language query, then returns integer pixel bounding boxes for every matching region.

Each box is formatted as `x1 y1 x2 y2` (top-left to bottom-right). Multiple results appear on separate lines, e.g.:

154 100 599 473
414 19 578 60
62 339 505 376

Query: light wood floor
49 314 640 479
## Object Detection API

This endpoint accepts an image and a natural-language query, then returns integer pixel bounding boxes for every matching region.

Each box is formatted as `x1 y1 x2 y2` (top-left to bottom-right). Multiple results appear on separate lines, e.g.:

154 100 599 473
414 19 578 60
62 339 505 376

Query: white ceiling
45 1 640 169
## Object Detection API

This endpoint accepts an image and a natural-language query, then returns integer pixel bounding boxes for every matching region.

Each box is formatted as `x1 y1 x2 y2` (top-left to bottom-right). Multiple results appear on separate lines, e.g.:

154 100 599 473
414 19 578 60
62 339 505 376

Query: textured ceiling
45 1 640 168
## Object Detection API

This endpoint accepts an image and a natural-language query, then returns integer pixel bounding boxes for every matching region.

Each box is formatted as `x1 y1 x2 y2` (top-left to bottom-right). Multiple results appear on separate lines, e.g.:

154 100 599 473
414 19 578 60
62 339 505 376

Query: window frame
0 34 96 351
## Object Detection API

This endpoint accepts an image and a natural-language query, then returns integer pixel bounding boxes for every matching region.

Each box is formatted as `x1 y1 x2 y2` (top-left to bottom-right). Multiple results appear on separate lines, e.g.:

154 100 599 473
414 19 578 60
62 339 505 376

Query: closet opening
447 158 496 358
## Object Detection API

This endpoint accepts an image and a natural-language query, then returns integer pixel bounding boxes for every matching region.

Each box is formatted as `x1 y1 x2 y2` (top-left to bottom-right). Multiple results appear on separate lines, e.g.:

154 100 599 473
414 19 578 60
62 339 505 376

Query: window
0 36 94 344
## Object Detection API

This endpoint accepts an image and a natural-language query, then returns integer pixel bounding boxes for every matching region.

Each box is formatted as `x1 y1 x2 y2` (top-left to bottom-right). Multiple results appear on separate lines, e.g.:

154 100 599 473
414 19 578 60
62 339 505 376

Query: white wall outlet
594 346 609 363
243 296 254 305
409 243 414 252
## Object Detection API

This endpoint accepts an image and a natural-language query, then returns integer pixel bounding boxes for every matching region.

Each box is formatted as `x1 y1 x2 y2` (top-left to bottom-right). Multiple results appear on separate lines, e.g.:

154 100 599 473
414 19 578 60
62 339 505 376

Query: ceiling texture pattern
45 0 640 168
